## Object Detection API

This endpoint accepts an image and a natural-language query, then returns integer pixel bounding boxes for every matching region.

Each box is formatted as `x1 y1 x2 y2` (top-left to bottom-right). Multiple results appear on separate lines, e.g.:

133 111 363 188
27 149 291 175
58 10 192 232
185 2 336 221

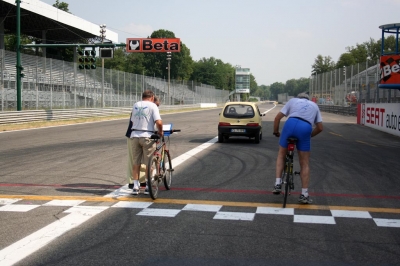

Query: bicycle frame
282 138 297 208
146 128 180 199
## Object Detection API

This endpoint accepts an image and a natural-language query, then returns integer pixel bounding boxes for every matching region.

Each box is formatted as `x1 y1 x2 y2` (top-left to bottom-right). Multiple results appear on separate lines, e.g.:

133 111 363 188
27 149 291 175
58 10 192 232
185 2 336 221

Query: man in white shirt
126 90 163 195
272 93 323 203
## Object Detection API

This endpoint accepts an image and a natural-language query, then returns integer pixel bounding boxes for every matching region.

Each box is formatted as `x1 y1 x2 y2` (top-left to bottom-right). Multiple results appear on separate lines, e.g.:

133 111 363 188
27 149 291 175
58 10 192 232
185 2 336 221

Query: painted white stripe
182 204 222 212
373 218 400 228
0 204 40 212
137 208 181 217
171 137 218 168
331 210 372 219
214 211 255 221
294 215 336 224
0 198 21 205
112 201 153 209
256 207 294 215
0 206 108 266
42 200 85 207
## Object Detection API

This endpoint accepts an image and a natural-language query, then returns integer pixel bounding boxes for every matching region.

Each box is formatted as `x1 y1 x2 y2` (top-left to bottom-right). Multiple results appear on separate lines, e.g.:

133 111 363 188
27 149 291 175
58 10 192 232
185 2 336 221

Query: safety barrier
318 105 357 116
0 104 207 125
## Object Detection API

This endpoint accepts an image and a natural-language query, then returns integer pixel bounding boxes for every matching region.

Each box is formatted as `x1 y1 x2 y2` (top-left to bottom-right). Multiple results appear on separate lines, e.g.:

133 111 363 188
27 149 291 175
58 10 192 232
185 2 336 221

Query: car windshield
223 104 255 118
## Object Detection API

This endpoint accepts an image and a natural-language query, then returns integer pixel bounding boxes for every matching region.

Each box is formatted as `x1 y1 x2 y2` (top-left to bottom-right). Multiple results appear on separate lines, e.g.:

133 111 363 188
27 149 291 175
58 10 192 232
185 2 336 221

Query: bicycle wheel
163 151 173 190
282 157 292 208
146 155 159 200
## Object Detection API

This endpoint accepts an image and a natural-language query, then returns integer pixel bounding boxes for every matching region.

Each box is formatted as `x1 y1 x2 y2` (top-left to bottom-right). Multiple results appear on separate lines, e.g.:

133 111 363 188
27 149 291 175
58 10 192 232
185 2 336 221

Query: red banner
126 38 180 53
379 55 400 85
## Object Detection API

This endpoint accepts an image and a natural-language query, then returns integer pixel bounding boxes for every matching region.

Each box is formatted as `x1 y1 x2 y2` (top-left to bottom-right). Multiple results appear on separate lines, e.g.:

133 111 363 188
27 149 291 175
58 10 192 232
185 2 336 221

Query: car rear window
223 104 255 118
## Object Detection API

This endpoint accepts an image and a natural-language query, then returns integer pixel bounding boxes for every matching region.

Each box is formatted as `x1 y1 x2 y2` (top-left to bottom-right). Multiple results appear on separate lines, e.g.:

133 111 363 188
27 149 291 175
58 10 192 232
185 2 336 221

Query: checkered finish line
0 198 399 227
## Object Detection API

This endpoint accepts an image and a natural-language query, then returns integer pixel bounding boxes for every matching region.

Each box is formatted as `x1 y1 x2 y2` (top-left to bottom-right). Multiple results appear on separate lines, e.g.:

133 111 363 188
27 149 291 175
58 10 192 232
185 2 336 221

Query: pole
16 0 22 111
168 60 170 105
166 52 171 105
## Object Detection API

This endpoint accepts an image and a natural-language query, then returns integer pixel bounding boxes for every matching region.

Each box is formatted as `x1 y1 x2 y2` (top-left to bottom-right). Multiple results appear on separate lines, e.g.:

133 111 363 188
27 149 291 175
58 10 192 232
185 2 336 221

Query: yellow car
218 102 265 144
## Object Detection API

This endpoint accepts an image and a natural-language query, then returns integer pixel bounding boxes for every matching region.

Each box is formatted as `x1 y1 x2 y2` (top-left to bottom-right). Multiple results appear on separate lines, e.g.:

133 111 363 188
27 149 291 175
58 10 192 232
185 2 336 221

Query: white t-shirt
280 98 322 125
130 100 161 138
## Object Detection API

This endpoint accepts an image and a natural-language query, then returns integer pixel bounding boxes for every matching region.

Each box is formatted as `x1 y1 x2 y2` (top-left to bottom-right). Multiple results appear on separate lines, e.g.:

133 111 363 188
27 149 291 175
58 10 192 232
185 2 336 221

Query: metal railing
318 105 357 116
0 104 206 125
309 60 400 105
0 49 230 111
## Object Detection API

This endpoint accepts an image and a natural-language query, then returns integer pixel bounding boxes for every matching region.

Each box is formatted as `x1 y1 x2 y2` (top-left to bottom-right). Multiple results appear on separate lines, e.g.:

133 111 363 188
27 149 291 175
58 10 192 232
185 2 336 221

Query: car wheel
254 130 260 144
218 133 223 143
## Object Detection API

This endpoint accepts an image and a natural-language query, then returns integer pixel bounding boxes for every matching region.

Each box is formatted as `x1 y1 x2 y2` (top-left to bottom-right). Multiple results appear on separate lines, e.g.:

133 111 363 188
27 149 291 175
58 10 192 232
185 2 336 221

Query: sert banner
126 38 181 53
379 55 400 86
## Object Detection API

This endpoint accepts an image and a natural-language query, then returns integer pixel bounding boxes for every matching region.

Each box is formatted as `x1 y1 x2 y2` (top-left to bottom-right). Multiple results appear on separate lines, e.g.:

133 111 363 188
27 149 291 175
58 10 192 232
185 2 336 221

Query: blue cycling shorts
279 117 312 151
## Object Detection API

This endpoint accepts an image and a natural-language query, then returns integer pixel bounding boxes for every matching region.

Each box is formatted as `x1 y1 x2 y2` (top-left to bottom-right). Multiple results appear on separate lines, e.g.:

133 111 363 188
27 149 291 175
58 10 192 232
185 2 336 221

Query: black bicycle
146 127 181 200
281 138 300 208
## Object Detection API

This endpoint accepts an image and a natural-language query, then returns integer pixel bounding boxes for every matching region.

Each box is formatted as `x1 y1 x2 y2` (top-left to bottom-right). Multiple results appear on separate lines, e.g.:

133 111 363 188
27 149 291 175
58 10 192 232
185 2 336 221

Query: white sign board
360 103 400 137
235 89 250 93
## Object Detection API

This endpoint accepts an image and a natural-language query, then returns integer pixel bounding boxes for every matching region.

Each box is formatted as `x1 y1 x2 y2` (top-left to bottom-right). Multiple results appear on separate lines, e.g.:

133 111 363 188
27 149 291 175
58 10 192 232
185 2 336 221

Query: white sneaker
132 186 139 195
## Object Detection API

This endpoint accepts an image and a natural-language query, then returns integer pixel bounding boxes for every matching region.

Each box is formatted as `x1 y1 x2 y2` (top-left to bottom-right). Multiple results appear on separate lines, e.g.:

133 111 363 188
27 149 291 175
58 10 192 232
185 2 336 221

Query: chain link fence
0 49 229 111
309 60 400 106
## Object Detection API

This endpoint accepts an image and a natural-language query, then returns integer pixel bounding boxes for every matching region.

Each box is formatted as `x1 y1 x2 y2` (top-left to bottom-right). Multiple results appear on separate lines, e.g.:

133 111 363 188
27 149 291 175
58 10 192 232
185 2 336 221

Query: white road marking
0 204 41 212
42 200 85 207
137 208 181 217
0 206 108 266
0 198 21 205
256 207 294 215
214 211 255 221
331 210 372 219
112 201 153 209
182 204 222 212
294 215 336 224
374 218 400 228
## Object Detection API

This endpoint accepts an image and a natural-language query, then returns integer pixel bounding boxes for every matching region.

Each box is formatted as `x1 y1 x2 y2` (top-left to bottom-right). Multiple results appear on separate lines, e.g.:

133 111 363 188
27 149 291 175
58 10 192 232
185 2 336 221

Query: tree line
3 1 394 101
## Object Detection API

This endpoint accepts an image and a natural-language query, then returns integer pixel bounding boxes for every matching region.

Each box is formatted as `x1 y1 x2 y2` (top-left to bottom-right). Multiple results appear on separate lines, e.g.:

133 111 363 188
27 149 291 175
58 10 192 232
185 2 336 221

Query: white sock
133 180 139 188
275 178 282 185
302 188 308 197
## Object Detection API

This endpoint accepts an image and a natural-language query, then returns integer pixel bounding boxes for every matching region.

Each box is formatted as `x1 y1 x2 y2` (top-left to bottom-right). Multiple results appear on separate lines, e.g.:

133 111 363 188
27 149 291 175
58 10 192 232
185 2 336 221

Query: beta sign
126 38 180 53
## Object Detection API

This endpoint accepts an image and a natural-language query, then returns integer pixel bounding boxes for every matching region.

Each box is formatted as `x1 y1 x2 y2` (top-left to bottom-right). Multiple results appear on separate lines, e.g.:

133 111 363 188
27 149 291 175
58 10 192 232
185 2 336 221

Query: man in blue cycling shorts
272 93 323 204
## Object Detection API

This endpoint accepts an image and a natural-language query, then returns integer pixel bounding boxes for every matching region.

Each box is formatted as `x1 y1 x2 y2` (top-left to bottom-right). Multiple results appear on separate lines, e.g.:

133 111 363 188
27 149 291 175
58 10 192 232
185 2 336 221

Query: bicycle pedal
167 169 174 172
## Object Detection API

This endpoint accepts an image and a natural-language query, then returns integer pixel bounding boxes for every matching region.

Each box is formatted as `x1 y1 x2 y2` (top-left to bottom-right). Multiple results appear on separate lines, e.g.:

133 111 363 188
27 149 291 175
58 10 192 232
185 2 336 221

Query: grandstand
0 0 229 110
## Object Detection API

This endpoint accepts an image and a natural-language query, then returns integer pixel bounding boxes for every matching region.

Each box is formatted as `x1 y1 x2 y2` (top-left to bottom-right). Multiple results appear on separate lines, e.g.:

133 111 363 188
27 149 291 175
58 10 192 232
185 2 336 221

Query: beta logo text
126 38 180 53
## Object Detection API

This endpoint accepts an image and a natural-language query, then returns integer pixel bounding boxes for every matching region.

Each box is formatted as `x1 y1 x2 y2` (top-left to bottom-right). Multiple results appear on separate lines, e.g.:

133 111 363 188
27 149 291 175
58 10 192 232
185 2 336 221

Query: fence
0 49 229 111
0 104 211 125
309 60 400 106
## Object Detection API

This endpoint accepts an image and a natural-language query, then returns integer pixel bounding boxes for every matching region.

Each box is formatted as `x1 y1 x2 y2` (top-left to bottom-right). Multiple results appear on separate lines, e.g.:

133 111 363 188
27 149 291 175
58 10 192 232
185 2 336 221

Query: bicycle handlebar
150 129 181 140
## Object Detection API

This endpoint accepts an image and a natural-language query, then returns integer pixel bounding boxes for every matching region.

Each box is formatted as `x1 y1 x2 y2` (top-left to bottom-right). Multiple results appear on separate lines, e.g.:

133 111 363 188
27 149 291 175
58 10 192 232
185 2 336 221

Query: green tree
142 29 193 80
191 57 235 90
53 0 70 13
336 53 356 68
311 55 335 75
269 82 284 100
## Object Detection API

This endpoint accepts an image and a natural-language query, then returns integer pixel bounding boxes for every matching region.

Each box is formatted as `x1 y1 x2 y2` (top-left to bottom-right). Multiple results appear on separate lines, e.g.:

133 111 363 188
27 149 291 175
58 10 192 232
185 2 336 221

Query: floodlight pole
16 0 22 111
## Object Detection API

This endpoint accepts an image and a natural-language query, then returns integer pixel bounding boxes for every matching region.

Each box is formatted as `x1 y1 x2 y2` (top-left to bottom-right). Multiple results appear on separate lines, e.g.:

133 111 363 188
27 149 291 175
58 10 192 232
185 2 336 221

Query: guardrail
0 104 208 125
318 105 357 116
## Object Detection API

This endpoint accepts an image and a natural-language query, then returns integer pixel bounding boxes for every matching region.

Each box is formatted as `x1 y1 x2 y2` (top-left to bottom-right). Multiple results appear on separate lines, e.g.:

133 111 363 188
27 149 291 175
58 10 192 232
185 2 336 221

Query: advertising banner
359 103 400 137
126 38 180 53
379 55 400 88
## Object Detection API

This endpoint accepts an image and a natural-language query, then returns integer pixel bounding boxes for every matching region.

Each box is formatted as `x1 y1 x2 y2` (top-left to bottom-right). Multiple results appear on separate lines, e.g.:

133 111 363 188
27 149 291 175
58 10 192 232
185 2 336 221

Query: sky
40 0 400 86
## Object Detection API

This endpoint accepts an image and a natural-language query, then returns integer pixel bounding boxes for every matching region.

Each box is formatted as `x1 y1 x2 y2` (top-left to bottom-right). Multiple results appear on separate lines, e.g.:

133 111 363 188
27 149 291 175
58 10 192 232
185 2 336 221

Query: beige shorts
129 137 155 165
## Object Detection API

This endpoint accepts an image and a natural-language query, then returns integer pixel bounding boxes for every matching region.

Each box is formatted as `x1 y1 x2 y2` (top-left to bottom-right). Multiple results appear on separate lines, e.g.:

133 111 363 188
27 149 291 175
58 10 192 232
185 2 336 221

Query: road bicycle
146 125 181 200
281 137 300 208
